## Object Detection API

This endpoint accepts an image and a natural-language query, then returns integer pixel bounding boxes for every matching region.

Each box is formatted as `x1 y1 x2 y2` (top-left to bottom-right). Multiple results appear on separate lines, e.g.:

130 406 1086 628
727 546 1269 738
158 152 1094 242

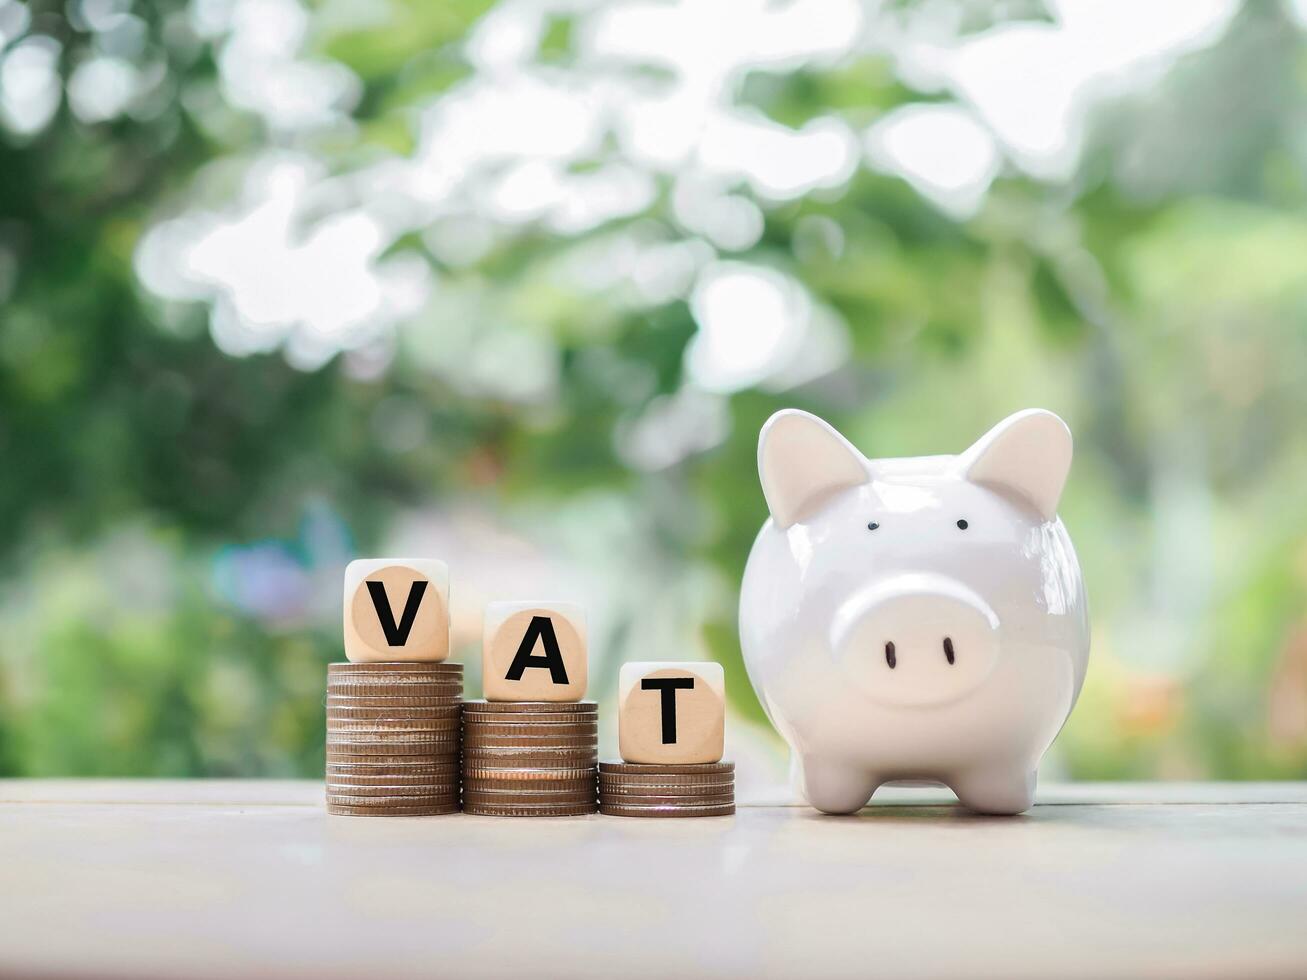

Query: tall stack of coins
461 701 598 816
598 761 735 817
325 662 462 816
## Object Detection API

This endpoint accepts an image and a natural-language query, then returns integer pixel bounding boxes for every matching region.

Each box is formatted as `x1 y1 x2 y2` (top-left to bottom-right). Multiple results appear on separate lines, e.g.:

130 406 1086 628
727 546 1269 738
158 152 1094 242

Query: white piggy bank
739 409 1089 815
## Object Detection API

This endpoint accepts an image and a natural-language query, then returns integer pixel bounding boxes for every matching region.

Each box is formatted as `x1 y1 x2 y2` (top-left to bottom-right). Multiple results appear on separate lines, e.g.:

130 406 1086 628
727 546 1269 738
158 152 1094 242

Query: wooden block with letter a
343 559 450 663
618 661 724 764
482 601 587 702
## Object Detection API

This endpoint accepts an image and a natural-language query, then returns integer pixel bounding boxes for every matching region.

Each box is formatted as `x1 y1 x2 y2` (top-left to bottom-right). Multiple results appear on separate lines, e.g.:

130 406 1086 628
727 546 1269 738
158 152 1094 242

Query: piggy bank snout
830 575 1001 708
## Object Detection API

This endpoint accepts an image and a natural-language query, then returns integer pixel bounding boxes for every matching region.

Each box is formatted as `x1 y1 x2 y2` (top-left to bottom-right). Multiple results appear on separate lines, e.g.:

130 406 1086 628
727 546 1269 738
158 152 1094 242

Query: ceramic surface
739 409 1089 814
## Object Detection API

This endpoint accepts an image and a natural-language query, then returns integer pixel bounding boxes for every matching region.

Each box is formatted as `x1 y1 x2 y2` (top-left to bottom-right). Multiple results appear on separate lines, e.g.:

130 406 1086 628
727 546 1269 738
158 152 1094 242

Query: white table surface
2 780 1305 979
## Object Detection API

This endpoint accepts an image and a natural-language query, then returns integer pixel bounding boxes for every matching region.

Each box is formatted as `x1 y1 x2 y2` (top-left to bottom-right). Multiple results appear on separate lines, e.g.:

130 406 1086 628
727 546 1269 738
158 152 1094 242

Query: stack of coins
325 662 463 816
462 701 598 816
598 761 735 817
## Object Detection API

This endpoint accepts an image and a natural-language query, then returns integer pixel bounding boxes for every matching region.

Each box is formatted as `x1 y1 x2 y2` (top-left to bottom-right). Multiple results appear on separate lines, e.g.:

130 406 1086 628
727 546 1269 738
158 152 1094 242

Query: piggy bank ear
961 409 1072 521
758 410 869 529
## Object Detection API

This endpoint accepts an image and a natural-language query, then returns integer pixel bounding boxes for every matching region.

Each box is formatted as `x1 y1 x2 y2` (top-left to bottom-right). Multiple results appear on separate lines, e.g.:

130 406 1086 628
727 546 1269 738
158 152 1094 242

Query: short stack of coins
462 701 599 816
599 661 734 817
599 761 735 817
326 661 462 816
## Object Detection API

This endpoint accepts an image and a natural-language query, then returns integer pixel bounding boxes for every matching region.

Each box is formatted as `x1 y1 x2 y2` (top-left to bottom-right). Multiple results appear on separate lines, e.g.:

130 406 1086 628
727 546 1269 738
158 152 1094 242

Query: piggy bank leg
799 756 879 814
947 766 1037 815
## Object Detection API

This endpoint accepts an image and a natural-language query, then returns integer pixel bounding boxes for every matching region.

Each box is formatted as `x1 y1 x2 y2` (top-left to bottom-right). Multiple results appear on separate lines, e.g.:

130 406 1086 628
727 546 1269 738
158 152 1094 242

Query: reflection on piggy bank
739 409 1089 815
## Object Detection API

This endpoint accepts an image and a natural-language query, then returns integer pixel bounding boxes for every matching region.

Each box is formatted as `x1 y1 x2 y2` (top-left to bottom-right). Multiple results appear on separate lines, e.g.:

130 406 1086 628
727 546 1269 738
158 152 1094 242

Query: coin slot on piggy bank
483 601 588 702
343 558 451 663
618 662 724 765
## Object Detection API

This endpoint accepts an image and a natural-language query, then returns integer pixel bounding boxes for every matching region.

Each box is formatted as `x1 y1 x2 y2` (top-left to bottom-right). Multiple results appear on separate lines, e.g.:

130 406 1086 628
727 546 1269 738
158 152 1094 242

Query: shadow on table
787 799 1087 825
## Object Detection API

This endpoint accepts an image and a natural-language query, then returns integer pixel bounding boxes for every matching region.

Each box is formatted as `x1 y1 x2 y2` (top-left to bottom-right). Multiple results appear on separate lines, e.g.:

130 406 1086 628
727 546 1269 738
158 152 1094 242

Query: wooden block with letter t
343 559 451 663
482 601 588 702
618 661 725 764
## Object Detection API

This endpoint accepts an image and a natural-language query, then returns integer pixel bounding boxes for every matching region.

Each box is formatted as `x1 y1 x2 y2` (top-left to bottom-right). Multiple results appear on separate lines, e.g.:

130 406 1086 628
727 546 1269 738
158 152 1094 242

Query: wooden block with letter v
343 558 450 663
482 600 587 702
618 661 724 765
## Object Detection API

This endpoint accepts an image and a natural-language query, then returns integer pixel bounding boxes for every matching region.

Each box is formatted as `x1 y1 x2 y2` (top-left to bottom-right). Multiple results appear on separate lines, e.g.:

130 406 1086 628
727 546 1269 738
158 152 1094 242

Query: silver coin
327 803 459 816
328 661 463 673
327 792 459 806
461 700 597 713
327 764 459 778
598 761 734 775
599 802 736 818
462 801 597 817
462 766 597 781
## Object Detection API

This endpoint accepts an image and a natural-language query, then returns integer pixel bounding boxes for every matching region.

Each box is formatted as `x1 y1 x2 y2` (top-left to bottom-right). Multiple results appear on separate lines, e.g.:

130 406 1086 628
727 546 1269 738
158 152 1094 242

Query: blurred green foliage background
1 0 1306 781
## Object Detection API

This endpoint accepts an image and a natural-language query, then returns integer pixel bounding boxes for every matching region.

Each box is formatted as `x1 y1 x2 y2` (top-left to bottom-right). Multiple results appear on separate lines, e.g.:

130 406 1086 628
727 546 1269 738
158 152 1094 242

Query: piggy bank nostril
885 641 896 670
943 637 955 665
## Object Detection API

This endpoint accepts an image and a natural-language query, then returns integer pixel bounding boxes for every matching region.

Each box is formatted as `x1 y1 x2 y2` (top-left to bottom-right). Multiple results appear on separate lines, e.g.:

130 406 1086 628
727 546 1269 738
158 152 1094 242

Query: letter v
366 580 428 646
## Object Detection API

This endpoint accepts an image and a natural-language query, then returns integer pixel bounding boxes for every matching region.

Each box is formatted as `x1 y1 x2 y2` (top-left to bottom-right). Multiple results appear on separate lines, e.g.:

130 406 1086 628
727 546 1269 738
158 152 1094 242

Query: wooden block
618 661 724 764
343 559 450 663
482 601 587 702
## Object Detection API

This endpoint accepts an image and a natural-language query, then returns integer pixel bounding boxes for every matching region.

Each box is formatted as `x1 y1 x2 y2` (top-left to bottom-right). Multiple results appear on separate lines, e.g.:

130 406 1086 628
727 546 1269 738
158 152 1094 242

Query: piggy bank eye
866 521 880 531
956 519 969 530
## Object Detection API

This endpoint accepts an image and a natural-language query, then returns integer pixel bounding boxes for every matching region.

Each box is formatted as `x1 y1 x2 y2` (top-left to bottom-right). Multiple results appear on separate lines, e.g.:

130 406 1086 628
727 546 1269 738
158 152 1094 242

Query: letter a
505 616 570 685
